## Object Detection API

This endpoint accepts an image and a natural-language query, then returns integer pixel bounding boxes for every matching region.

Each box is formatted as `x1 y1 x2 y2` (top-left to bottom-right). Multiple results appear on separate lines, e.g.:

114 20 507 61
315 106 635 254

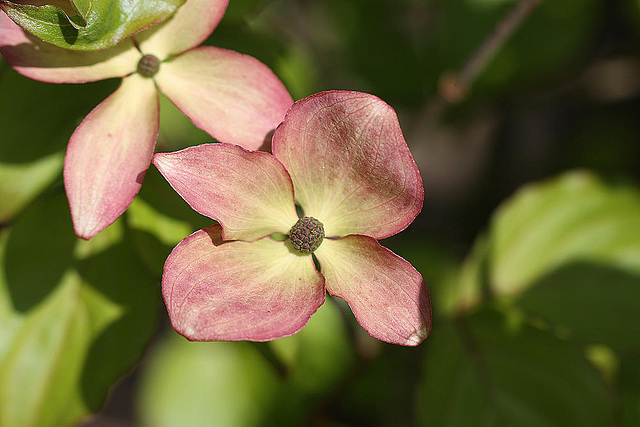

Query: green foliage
417 311 613 426
490 172 640 295
137 300 355 427
0 190 158 427
414 171 640 425
0 67 115 223
127 165 213 278
270 0 599 107
620 354 640 426
1 0 185 50
450 172 640 352
138 335 281 427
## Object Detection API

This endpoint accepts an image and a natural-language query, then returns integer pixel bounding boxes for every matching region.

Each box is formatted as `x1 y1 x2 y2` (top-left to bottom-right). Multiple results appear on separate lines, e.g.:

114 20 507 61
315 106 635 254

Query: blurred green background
2 0 640 425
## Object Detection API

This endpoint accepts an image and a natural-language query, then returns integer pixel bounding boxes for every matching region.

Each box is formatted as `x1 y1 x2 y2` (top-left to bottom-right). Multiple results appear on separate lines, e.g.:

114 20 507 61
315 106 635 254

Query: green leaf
137 334 282 427
137 301 354 427
619 354 640 426
517 262 640 353
222 0 265 21
490 172 640 352
453 171 640 352
0 66 116 223
0 154 63 225
157 93 213 151
336 343 425 427
490 172 640 293
0 189 159 427
1 0 186 51
128 165 212 277
268 298 356 425
417 310 614 427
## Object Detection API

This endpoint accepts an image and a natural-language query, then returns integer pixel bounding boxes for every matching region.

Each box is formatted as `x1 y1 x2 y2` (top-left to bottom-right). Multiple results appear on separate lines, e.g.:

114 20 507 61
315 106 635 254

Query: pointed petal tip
73 223 101 241
64 75 159 244
404 323 431 346
152 151 169 168
316 236 431 347
137 0 229 59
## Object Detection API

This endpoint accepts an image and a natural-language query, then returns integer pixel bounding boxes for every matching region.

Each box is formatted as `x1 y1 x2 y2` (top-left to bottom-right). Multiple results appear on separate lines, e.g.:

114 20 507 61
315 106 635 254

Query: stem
439 0 544 103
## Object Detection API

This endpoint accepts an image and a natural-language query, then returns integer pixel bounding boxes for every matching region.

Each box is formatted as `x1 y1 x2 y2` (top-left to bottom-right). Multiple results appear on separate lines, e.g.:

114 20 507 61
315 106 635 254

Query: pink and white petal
0 12 139 83
156 46 292 150
163 224 326 342
135 0 228 60
314 236 431 346
64 74 159 239
153 143 299 241
272 91 424 239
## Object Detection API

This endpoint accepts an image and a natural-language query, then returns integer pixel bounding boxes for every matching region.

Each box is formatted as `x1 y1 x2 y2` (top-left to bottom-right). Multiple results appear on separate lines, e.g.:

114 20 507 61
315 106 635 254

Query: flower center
137 54 160 78
289 217 324 253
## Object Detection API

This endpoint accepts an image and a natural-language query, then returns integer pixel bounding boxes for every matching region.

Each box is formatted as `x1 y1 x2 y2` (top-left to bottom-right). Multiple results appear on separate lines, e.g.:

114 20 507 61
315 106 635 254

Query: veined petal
136 0 228 60
0 12 139 83
153 143 299 241
273 91 424 239
314 236 431 346
163 224 326 342
156 46 292 150
64 74 159 239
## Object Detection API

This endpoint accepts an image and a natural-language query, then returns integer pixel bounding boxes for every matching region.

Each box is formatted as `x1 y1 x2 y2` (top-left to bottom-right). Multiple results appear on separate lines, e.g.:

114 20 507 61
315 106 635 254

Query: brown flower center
289 217 325 253
137 54 160 78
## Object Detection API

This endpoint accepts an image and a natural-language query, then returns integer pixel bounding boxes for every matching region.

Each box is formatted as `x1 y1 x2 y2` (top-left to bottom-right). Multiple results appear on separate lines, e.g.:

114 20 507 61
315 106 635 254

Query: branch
439 0 544 103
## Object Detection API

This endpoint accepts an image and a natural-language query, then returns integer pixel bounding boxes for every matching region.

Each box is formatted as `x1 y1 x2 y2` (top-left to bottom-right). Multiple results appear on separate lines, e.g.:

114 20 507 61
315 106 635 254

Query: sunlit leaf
489 172 640 351
0 154 62 224
452 171 640 351
137 300 354 426
490 172 640 292
0 189 158 427
417 310 614 426
127 196 198 278
1 0 185 50
137 334 282 427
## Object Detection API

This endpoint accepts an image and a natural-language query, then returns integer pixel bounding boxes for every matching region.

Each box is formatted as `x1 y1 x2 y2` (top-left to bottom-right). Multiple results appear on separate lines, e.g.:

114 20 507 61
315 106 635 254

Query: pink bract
0 0 293 239
153 91 432 346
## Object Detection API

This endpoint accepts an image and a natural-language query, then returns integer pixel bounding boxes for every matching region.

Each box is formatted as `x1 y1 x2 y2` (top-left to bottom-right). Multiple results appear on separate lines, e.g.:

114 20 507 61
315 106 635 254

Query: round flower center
289 217 324 253
137 54 160 78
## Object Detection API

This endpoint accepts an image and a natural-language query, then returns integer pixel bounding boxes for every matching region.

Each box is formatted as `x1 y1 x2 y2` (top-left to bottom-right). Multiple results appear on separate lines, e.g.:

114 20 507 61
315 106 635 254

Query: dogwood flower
0 0 292 239
153 91 432 346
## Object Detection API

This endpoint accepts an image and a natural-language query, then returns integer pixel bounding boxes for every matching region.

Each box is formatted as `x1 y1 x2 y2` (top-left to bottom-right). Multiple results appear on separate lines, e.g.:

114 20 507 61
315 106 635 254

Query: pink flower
153 91 432 346
0 0 292 239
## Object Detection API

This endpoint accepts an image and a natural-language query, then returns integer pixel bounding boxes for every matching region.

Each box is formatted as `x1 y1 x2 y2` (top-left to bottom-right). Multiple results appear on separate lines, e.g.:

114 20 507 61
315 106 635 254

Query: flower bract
0 0 292 239
153 91 432 346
